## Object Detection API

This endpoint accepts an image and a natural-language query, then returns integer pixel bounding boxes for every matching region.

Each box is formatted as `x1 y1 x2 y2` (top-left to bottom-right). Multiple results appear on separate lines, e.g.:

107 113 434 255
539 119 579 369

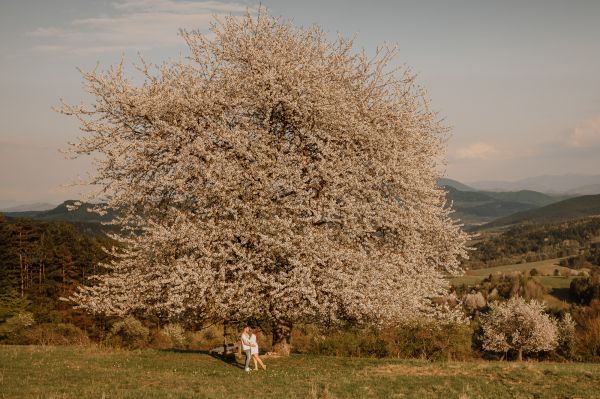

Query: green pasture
2 345 600 398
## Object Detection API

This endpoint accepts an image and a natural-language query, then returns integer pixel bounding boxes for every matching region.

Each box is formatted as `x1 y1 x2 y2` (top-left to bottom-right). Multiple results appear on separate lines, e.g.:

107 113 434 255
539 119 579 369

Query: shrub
555 313 576 359
480 297 558 361
162 323 187 348
310 329 388 358
479 273 547 301
0 312 35 343
570 275 600 305
303 323 473 360
291 324 322 354
382 323 473 361
464 292 486 313
25 323 89 346
148 329 172 349
105 316 149 349
577 315 600 360
529 268 539 276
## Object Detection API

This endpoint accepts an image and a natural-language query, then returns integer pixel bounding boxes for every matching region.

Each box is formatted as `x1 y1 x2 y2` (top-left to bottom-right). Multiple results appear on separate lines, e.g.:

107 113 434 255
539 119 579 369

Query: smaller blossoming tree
481 297 559 361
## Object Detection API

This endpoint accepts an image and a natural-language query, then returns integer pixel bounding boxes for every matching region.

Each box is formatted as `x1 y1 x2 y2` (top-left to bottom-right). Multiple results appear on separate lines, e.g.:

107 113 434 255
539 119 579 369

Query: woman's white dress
249 334 259 355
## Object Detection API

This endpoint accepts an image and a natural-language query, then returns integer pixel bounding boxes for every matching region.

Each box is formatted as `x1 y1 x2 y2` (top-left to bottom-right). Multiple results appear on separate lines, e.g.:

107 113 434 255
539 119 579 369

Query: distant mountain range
467 174 600 195
478 194 600 230
441 185 570 226
1 201 116 236
0 202 56 212
3 176 600 234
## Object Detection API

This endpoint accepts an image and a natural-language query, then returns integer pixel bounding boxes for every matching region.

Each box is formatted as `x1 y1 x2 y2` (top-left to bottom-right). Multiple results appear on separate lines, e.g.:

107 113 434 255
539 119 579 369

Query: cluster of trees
468 218 600 268
570 272 600 305
0 215 113 335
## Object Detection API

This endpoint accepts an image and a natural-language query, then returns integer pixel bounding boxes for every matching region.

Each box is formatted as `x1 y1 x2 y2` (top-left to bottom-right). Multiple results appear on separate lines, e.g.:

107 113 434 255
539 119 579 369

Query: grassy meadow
450 258 577 288
1 345 600 398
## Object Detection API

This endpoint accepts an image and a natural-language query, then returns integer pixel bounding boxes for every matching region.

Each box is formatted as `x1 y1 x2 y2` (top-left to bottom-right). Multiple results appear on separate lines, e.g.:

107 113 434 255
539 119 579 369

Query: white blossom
481 297 558 360
62 10 468 350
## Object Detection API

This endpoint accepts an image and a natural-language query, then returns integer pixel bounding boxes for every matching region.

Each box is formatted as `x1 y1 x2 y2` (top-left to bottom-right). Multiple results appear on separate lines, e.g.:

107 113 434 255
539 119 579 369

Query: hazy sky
1 0 600 204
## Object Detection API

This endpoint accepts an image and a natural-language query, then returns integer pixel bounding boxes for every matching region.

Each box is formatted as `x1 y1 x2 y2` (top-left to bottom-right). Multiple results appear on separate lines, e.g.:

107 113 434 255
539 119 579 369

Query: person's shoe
244 367 250 372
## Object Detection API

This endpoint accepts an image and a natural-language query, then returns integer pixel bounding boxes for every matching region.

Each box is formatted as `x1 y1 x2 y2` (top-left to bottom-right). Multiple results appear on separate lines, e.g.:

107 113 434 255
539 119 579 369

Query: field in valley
451 259 577 288
1 345 600 398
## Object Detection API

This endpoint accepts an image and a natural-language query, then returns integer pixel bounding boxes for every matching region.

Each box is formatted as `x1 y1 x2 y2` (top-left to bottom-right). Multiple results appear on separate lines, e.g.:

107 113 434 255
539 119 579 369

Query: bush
382 323 473 361
105 316 149 349
556 313 576 359
162 323 187 348
0 312 35 343
577 315 600 360
570 275 600 305
300 323 473 360
480 297 558 361
310 329 389 358
478 273 547 301
25 323 89 346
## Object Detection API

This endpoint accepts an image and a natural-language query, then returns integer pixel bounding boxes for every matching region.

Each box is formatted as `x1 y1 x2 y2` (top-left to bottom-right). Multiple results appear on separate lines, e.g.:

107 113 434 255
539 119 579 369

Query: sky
1 0 599 205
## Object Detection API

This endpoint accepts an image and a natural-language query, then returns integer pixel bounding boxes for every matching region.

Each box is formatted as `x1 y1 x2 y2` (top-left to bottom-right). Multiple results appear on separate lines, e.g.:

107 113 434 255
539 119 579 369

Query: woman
250 328 267 371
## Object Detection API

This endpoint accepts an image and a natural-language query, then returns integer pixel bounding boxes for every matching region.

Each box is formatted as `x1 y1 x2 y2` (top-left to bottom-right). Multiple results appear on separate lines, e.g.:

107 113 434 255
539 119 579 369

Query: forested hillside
466 217 600 268
0 215 115 335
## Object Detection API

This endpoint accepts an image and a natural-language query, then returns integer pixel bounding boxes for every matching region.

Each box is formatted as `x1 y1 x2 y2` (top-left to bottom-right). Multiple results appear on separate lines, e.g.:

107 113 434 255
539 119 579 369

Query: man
240 325 254 372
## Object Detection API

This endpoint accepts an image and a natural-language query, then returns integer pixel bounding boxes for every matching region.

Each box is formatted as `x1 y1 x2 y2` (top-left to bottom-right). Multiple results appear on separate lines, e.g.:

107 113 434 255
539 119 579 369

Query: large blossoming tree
62 10 468 355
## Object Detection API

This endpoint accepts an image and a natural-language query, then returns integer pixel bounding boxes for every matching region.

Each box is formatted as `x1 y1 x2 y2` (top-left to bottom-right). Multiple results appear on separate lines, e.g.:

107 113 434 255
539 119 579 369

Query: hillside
437 178 475 191
444 186 538 225
1 201 117 235
0 202 56 212
470 174 600 194
480 194 600 229
483 190 568 207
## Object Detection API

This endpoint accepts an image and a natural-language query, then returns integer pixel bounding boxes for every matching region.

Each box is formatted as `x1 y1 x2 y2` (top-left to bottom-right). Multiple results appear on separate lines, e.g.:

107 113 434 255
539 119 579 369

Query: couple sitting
240 326 267 372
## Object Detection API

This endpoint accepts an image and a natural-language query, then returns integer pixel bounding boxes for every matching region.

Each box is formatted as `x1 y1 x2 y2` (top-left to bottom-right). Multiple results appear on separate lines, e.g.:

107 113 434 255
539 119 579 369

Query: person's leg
256 355 266 370
252 354 258 370
244 350 251 371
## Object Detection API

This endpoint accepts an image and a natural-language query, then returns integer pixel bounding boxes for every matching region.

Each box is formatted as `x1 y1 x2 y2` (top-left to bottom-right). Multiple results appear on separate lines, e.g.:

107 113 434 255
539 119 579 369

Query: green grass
450 258 577 288
466 259 568 276
1 345 600 398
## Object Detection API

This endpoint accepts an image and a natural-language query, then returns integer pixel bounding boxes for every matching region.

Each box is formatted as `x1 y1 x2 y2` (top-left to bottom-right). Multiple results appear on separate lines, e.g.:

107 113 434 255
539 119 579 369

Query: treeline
0 215 115 335
467 217 600 268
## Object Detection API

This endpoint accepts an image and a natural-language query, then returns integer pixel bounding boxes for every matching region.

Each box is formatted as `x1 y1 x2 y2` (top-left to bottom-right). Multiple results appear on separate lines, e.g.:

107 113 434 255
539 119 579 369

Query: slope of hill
2 200 115 223
444 186 537 225
0 202 56 212
1 201 117 236
480 194 600 229
482 190 568 207
470 174 600 194
437 178 475 191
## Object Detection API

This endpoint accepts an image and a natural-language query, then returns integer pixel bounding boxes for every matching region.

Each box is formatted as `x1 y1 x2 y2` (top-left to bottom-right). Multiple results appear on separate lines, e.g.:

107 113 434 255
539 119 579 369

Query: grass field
450 258 578 289
2 346 600 398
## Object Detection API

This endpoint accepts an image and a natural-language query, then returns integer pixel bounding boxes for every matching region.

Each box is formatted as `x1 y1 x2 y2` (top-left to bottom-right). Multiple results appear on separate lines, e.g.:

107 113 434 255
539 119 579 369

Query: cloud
564 116 600 148
455 142 500 160
28 0 255 55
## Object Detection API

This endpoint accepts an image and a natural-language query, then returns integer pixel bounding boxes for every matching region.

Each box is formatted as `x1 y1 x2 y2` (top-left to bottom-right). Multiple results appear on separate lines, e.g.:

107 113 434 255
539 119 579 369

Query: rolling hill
1 201 116 236
469 173 600 194
437 178 475 191
442 186 569 226
480 194 600 229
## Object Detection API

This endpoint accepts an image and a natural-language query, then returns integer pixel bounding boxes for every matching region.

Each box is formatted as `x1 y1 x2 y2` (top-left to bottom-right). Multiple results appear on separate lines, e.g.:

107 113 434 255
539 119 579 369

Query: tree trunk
272 320 293 356
517 348 523 362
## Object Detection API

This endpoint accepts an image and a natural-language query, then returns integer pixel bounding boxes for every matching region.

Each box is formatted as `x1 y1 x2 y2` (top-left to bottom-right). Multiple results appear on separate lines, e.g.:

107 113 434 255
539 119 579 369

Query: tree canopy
62 10 467 354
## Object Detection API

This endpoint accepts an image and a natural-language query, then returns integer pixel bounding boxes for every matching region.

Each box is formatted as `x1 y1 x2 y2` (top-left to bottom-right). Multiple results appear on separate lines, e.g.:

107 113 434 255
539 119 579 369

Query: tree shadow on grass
209 353 245 369
158 348 245 370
